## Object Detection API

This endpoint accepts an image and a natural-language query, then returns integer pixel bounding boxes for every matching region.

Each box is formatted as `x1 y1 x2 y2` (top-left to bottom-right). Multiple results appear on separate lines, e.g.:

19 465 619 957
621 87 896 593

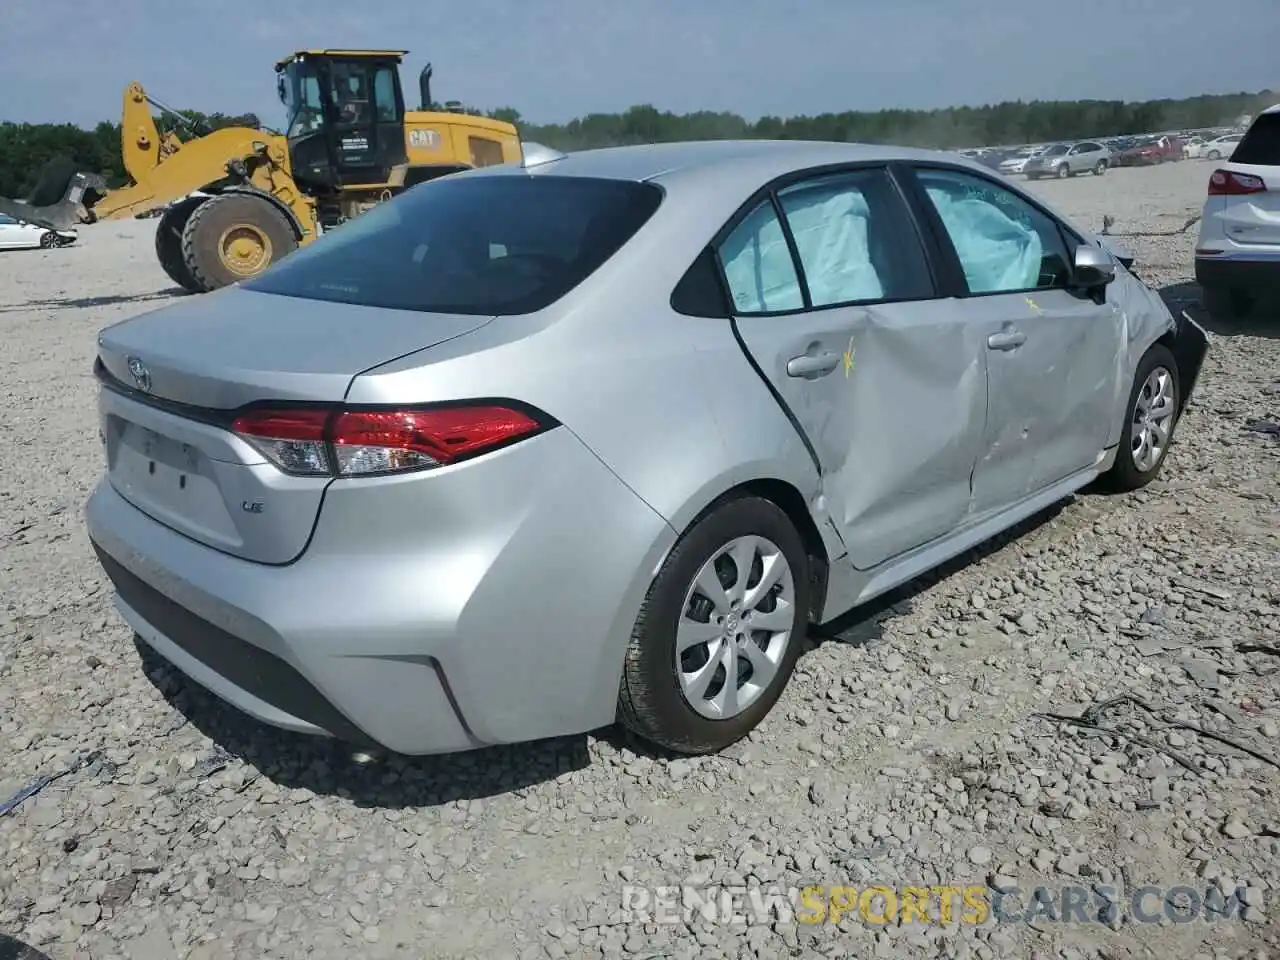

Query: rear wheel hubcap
675 534 796 720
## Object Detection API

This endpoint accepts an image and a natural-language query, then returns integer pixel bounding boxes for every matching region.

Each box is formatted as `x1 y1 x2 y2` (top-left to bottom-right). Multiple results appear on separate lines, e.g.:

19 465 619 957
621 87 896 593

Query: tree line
2 90 1274 199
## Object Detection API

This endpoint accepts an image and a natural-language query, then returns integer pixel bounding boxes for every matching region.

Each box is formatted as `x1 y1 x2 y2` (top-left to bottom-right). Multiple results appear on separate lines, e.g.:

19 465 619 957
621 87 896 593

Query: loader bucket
0 157 107 232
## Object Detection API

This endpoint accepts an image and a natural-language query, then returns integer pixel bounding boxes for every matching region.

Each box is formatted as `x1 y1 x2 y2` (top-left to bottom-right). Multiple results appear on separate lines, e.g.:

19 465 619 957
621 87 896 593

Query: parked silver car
86 139 1208 758
1024 141 1112 179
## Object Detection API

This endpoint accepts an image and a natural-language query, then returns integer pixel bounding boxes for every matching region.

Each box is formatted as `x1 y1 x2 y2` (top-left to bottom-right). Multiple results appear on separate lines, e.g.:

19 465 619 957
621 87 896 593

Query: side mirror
1073 243 1116 287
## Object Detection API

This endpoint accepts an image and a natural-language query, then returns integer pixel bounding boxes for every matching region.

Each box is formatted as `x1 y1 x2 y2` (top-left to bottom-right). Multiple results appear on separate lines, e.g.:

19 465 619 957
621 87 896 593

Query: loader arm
0 82 317 240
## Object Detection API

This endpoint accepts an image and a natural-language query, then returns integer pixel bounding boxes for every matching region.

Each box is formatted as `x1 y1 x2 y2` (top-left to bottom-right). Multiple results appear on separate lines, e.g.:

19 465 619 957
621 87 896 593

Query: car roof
475 139 995 188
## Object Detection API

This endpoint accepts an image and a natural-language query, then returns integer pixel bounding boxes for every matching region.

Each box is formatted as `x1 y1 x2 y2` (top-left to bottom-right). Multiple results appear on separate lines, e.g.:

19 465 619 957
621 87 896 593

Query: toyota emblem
126 356 151 393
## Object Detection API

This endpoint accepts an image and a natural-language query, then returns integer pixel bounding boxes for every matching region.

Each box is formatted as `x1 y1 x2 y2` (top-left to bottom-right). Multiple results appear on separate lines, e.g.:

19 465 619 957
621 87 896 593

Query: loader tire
181 193 298 291
155 198 207 294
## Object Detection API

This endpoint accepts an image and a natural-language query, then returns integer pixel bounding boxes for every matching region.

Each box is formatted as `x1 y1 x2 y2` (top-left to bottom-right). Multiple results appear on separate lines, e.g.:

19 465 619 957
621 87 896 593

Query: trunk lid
97 286 493 408
96 287 493 563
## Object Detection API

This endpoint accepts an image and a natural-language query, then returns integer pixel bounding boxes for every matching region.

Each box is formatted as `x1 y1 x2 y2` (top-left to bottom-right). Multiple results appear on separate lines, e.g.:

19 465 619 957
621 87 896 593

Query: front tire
1100 344 1180 492
1057 164 1070 179
181 193 298 292
1207 149 1222 161
38 231 58 249
617 496 810 754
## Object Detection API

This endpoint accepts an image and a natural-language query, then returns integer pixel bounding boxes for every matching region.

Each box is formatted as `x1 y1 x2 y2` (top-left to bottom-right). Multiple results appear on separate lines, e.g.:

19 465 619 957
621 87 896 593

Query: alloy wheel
675 535 796 720
1130 365 1177 472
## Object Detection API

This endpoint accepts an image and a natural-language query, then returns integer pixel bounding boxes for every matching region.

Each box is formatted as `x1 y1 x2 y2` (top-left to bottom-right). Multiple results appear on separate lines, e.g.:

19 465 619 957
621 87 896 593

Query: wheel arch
654 474 834 624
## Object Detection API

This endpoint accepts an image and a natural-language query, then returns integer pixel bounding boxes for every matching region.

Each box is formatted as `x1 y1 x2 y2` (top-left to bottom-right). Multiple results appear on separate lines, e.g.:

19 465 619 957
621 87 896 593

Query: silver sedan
86 139 1208 757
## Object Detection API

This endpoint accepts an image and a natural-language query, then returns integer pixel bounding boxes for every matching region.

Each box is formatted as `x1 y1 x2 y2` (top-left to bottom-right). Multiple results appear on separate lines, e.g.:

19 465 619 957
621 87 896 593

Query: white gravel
2 159 1278 960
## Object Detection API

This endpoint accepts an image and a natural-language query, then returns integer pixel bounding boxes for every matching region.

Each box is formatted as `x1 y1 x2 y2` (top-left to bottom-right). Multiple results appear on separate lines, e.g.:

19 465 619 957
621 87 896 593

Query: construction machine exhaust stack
419 63 433 111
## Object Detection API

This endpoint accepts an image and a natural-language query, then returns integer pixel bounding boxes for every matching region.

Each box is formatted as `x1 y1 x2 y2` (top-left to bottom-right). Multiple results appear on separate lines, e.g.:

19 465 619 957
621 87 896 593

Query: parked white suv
1194 105 1280 318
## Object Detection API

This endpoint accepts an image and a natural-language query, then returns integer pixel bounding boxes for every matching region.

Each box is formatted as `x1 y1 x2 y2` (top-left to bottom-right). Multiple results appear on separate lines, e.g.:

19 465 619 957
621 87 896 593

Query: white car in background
1198 133 1244 161
0 213 77 249
1194 105 1280 317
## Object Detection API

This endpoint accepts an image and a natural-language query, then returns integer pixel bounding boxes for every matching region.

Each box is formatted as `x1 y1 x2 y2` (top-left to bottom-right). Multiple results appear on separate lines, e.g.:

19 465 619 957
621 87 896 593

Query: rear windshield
244 175 664 315
1232 114 1280 165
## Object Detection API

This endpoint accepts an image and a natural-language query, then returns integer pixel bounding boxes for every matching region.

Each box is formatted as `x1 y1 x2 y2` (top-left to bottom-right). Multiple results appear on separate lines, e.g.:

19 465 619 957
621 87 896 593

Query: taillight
231 403 550 477
231 409 331 476
1208 169 1267 196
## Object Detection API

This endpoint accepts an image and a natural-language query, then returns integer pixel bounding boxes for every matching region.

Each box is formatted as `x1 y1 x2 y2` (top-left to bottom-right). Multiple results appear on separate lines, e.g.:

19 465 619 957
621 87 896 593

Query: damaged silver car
86 140 1208 759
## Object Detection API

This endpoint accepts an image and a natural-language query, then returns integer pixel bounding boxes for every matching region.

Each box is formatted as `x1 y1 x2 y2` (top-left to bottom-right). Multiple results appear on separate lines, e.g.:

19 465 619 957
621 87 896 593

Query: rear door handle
987 330 1026 351
786 351 842 378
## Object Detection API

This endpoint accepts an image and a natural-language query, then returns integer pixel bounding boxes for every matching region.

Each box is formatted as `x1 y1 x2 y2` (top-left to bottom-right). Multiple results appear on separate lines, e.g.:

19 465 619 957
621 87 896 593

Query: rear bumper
86 427 676 755
1195 255 1280 294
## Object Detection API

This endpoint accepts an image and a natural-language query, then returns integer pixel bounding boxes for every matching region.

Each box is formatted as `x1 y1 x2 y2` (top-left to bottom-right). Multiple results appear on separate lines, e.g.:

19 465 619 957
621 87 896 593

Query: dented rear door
734 299 987 571
721 167 987 571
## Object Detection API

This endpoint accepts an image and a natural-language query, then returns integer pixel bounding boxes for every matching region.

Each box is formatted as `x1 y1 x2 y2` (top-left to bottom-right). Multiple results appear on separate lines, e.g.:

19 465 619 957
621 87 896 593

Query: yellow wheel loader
0 50 524 292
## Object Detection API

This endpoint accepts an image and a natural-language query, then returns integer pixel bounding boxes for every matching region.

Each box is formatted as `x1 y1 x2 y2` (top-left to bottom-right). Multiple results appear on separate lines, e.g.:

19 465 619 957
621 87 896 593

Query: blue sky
2 0 1275 128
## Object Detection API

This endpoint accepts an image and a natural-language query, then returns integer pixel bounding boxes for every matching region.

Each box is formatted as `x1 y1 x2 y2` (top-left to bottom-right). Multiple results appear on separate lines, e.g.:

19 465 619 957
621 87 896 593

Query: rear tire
617 496 810 755
1094 160 1108 175
181 193 298 292
1100 343 1180 492
155 198 207 293
1207 149 1221 160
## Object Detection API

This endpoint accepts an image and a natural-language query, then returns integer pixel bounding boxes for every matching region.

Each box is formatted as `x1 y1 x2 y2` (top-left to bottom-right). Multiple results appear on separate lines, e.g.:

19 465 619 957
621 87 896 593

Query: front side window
244 175 663 315
915 167 1072 295
776 170 933 307
718 200 804 314
283 62 325 138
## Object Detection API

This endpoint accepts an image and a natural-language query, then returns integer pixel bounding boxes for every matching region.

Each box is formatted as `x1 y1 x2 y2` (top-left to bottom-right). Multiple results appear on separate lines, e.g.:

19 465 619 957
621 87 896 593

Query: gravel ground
1 159 1278 960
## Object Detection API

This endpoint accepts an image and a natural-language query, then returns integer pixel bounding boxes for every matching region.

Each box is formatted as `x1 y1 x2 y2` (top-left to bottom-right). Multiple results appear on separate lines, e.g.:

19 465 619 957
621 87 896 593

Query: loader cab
276 49 409 192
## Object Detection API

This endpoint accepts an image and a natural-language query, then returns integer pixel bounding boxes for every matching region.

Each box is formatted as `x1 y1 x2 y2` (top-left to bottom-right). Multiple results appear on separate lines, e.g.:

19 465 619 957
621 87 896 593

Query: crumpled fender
1087 233 1209 444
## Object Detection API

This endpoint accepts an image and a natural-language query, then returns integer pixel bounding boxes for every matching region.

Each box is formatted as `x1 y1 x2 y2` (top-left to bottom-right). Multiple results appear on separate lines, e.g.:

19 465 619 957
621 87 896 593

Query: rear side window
1232 114 1280 165
719 200 804 313
244 176 663 315
776 171 933 306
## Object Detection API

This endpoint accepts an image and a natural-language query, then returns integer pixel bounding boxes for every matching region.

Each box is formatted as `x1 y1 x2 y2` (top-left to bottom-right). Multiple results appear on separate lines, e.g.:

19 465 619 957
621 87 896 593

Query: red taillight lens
231 404 548 477
331 406 543 476
1208 169 1267 196
231 408 331 476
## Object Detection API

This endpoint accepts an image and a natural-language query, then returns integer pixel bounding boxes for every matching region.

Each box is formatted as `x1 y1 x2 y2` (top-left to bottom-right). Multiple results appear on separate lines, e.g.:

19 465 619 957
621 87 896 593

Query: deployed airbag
924 186 1043 293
